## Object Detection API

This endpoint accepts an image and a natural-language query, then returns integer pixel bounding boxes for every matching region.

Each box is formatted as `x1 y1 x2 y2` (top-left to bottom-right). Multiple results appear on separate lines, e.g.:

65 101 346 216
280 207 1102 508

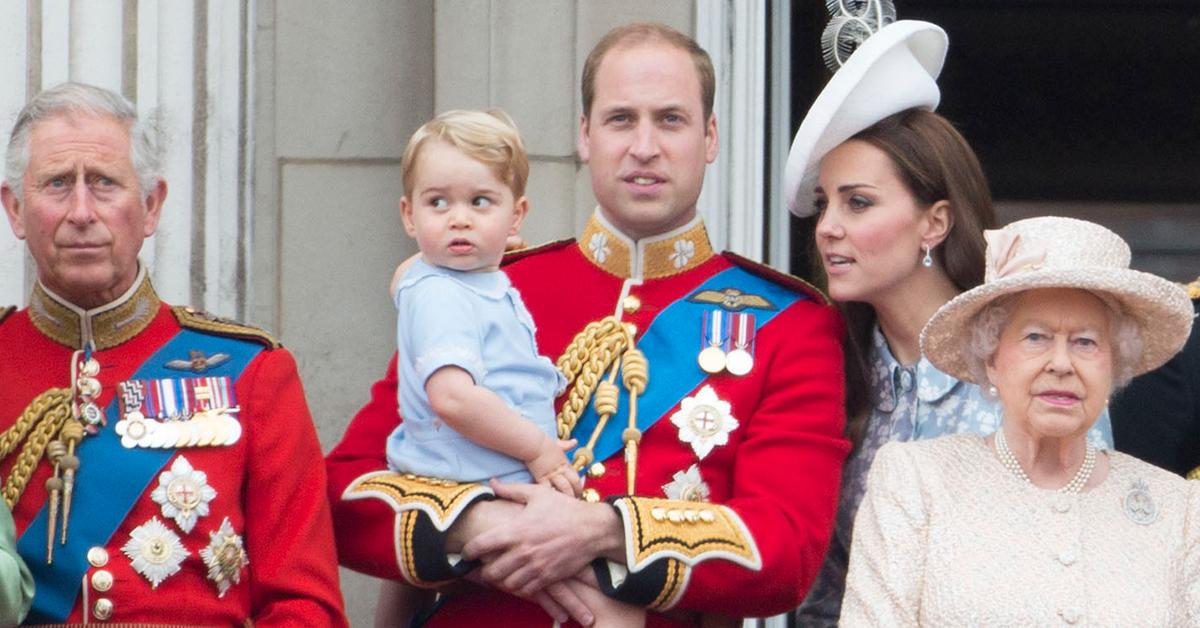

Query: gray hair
965 290 1144 397
4 82 162 199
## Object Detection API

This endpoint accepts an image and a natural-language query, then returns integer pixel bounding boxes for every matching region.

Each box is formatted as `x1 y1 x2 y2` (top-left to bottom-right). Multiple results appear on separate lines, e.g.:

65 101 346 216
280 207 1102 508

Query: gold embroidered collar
28 266 161 350
578 211 715 279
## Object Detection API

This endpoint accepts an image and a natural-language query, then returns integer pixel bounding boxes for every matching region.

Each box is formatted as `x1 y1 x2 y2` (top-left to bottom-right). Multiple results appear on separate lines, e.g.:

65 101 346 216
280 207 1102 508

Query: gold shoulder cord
556 316 648 494
0 388 73 510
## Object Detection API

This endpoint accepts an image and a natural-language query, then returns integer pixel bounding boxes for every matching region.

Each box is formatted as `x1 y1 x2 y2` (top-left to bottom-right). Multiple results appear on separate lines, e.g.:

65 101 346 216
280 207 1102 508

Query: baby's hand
527 436 581 497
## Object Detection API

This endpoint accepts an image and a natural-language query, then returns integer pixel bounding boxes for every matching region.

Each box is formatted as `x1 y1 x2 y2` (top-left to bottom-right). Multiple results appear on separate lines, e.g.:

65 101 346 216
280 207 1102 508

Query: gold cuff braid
342 471 493 532
613 496 762 573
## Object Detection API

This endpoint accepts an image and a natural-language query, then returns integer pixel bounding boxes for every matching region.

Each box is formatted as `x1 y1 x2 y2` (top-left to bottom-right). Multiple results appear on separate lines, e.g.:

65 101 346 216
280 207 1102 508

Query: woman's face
986 288 1114 440
813 139 931 305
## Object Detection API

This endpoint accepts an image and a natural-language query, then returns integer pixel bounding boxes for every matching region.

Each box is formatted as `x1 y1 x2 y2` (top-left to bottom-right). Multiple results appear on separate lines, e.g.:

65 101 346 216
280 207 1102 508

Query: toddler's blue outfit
386 258 565 483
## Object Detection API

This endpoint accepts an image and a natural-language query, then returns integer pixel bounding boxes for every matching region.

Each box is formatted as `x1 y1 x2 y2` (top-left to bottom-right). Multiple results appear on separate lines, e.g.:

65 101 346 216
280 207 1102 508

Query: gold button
581 488 601 503
622 295 641 314
93 597 113 621
87 547 109 567
587 462 606 478
91 569 114 592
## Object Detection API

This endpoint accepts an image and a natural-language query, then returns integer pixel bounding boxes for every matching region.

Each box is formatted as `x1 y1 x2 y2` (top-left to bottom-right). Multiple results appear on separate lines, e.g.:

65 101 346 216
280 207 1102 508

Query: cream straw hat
783 20 947 217
921 216 1194 382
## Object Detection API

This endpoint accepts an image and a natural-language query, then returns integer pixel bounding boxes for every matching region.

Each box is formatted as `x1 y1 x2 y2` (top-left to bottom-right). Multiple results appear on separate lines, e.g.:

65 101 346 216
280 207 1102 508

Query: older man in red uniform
0 83 347 626
327 23 849 627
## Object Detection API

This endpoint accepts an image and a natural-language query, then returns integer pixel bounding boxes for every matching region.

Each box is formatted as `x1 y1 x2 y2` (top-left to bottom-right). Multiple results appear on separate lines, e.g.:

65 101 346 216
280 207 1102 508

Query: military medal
670 385 739 460
697 309 729 374
725 313 756 376
150 456 217 533
200 517 249 597
116 377 242 449
662 464 711 502
122 517 189 588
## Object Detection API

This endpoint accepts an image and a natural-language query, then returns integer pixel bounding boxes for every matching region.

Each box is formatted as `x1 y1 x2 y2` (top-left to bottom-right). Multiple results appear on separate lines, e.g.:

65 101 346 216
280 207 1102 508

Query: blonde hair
401 109 529 198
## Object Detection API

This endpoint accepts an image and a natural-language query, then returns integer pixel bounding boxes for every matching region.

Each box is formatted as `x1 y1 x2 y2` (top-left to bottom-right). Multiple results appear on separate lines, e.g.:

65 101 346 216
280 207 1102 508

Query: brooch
1123 478 1158 526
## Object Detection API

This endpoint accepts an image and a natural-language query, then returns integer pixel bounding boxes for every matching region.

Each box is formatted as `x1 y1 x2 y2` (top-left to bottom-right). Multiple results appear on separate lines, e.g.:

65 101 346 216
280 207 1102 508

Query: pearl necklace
994 428 1096 495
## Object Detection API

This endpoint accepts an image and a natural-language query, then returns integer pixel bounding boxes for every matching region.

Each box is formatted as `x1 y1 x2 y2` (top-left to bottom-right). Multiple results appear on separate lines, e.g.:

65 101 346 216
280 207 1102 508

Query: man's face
1 113 165 308
579 42 718 241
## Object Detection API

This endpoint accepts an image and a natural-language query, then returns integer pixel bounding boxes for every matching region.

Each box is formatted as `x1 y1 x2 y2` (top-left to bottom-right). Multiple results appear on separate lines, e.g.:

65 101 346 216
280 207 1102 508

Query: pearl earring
987 384 998 397
922 244 933 268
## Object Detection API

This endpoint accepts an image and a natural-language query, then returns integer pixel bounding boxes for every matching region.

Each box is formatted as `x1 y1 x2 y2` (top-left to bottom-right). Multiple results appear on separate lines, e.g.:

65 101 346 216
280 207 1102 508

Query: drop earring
922 244 933 268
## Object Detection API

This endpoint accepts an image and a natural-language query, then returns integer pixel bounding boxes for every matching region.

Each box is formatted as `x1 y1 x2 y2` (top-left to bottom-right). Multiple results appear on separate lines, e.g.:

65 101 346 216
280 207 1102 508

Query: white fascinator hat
783 14 949 217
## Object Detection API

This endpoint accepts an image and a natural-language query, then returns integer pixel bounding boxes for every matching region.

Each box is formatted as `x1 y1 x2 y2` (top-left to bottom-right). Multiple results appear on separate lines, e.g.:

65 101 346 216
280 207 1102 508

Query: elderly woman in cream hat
839 216 1199 625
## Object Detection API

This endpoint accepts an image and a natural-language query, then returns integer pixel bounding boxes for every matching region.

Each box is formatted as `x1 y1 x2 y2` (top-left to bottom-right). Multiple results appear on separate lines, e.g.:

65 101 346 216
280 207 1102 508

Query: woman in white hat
787 16 1113 624
839 216 1199 625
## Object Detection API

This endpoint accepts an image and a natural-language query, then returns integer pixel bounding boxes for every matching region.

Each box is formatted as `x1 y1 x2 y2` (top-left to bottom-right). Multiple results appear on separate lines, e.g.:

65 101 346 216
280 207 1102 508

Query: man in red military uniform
327 23 849 627
0 82 347 626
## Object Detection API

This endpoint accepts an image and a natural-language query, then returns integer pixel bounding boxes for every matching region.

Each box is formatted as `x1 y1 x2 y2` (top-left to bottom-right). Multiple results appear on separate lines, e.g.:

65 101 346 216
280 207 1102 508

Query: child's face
400 140 527 273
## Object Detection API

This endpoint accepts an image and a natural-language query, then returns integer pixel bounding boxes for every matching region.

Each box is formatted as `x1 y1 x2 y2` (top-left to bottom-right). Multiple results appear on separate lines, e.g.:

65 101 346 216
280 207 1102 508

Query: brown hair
831 109 995 446
401 109 529 198
580 22 715 120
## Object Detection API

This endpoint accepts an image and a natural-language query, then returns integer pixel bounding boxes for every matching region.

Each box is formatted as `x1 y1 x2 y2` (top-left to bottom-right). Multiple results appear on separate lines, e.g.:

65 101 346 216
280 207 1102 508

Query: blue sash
20 330 262 623
569 266 806 467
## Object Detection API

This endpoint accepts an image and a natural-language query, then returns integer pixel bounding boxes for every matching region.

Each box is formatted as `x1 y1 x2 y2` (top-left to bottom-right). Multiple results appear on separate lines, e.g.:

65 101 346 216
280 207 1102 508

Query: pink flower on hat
984 230 1046 281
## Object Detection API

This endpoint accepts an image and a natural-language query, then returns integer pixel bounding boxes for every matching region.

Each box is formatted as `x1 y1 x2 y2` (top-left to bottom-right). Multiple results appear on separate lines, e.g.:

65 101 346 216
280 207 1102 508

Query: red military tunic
0 271 347 626
327 214 849 626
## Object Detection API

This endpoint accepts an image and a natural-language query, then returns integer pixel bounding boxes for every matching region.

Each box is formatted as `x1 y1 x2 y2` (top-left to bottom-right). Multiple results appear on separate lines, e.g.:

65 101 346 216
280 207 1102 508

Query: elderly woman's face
985 288 1114 439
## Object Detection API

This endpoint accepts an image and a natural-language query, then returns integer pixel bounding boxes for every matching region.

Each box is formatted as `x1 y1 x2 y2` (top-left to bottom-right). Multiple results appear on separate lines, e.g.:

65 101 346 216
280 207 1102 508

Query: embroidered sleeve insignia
687 288 777 312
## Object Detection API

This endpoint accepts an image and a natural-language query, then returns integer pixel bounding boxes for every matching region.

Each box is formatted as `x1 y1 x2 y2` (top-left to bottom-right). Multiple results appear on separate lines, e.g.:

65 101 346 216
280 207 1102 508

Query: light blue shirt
798 325 1113 625
386 258 565 483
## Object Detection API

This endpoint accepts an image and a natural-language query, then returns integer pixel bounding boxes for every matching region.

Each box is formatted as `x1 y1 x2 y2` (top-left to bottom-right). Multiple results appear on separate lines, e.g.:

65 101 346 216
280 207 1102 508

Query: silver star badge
670 385 738 460
122 517 189 588
662 464 711 502
200 517 249 597
151 456 218 533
